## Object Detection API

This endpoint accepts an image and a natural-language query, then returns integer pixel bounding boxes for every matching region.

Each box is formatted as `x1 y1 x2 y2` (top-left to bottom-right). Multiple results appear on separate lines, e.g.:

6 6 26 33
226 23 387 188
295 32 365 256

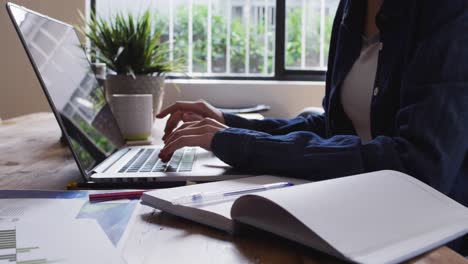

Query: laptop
6 3 241 184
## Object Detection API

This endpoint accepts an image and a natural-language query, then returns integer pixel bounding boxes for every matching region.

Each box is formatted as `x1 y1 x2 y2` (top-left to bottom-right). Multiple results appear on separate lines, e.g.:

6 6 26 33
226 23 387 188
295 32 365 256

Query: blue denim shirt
212 0 468 211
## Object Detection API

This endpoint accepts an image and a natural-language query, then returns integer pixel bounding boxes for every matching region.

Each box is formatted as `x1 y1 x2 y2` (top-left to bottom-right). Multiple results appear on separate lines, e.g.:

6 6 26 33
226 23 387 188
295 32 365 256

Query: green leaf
77 10 182 76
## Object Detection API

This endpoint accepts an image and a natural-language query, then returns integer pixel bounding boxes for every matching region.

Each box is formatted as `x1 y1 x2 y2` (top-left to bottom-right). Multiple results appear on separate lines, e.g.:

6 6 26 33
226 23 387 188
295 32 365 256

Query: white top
340 34 380 143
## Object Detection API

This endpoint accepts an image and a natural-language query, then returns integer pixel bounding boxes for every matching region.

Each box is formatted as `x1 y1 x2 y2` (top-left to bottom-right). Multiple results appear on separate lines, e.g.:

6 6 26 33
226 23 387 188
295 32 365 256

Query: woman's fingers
163 111 183 137
158 100 226 141
164 124 222 145
163 119 200 141
159 133 215 162
164 121 198 140
162 113 204 140
182 112 203 122
163 111 207 139
164 118 226 142
159 118 226 162
157 101 208 119
157 100 225 123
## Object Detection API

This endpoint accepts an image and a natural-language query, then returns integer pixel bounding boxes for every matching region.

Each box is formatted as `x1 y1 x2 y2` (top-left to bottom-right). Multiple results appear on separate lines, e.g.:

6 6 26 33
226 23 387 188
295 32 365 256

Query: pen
172 182 294 206
89 190 147 202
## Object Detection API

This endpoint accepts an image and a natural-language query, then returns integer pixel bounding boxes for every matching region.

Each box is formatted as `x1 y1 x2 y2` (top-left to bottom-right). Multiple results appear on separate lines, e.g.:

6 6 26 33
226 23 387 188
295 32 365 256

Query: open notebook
141 170 468 264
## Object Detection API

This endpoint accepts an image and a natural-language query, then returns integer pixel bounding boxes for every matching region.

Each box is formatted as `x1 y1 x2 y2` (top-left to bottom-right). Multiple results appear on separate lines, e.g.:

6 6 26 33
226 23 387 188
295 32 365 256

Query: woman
158 0 468 253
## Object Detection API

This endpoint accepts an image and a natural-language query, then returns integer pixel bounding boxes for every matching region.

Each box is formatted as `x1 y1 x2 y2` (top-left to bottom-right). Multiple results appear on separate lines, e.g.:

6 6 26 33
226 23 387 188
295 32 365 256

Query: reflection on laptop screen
9 5 125 174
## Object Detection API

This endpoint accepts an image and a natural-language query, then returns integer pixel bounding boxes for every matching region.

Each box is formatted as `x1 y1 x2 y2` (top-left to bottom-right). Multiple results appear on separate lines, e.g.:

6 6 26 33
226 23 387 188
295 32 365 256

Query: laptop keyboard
118 148 196 173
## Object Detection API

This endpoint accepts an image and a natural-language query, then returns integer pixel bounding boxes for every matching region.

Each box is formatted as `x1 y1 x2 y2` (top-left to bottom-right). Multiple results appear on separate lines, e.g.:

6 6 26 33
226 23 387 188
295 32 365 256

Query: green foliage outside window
211 14 227 72
286 7 334 68
138 5 335 73
286 8 303 67
171 5 274 74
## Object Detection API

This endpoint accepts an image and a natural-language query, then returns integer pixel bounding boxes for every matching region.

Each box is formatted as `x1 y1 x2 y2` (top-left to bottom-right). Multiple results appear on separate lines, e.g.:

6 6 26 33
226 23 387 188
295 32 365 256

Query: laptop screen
8 4 125 175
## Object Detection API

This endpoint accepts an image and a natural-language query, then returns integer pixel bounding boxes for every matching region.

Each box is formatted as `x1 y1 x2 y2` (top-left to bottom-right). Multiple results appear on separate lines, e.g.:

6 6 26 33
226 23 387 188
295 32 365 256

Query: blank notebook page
254 170 468 263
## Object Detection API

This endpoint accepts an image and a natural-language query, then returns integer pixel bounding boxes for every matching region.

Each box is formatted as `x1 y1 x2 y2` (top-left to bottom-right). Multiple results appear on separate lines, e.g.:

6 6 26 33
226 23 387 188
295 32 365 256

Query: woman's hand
156 100 225 140
158 117 228 162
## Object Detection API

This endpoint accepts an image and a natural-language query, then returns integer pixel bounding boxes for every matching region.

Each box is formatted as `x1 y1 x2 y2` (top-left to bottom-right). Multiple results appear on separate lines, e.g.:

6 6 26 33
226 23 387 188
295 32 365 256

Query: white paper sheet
0 198 86 224
0 198 126 264
0 219 125 264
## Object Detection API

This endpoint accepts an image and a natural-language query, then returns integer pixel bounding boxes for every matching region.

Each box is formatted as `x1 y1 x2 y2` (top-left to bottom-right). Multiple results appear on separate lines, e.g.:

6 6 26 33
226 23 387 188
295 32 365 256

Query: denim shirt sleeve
212 11 468 208
213 80 468 183
212 128 364 179
223 112 327 138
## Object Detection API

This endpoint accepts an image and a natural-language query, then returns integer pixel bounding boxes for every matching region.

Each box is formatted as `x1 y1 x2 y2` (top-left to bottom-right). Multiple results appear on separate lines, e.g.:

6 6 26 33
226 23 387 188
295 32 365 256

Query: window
92 0 339 80
285 0 339 70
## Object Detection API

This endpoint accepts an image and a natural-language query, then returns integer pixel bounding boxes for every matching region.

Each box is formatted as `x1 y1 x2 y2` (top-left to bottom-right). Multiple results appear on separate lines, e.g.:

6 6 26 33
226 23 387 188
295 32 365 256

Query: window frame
90 0 327 82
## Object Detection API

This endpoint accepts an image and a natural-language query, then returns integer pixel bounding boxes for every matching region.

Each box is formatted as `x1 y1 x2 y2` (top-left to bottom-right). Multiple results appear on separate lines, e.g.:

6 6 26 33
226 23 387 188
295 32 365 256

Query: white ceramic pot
105 75 165 115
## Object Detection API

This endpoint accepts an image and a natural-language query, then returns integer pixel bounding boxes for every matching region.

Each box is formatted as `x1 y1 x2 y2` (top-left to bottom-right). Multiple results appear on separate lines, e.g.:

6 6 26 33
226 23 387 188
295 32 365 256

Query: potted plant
79 11 182 115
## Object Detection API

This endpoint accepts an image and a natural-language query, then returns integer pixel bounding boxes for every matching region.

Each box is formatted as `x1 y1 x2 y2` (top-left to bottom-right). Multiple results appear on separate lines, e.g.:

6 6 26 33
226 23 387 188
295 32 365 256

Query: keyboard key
140 151 160 172
128 149 154 172
118 149 144 173
165 165 178 172
167 161 180 171
121 148 196 173
179 162 193 172
181 151 195 163
153 160 167 172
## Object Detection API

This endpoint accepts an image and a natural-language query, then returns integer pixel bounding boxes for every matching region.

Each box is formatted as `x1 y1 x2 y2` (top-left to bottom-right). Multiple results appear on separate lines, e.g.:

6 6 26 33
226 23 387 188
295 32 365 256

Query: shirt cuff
222 112 254 129
211 127 260 167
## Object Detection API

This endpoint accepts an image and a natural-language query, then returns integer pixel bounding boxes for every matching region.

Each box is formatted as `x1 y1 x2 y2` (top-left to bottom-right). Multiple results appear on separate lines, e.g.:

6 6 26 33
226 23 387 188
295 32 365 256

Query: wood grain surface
0 113 82 189
0 113 466 264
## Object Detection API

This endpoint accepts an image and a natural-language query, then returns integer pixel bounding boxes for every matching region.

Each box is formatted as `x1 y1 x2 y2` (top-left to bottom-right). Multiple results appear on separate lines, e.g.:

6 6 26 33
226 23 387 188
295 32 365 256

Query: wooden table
0 113 466 264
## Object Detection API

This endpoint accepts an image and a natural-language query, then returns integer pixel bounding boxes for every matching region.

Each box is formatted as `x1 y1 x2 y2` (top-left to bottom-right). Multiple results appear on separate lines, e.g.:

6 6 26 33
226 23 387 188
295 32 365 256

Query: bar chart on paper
0 200 65 264
0 226 17 262
0 198 126 264
0 225 59 264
